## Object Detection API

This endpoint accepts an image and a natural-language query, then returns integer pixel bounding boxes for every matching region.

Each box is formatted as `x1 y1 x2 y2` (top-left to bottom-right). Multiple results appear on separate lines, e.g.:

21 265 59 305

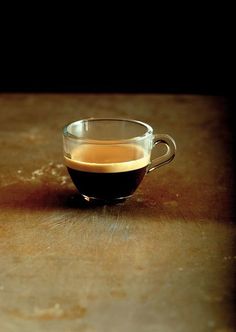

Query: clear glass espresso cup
63 118 176 203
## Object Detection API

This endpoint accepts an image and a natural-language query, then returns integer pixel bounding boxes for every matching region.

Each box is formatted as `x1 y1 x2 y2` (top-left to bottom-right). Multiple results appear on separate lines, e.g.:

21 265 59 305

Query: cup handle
147 134 176 173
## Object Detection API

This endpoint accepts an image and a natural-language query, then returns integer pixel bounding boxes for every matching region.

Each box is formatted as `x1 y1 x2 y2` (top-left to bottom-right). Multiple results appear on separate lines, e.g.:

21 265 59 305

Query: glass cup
63 118 176 203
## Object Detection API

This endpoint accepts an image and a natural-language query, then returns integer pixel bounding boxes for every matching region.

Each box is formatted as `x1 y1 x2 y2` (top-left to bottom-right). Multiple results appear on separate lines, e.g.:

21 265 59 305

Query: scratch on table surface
45 214 73 230
0 221 77 278
0 251 47 278
107 220 119 244
44 212 92 232
104 210 133 246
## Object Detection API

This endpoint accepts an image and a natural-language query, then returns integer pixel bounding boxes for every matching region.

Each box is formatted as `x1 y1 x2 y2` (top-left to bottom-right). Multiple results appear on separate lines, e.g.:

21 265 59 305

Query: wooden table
0 94 235 332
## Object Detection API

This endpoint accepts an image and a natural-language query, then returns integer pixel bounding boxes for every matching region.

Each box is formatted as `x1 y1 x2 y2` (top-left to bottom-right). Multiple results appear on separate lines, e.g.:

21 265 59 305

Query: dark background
0 8 233 96
0 61 231 95
0 42 232 95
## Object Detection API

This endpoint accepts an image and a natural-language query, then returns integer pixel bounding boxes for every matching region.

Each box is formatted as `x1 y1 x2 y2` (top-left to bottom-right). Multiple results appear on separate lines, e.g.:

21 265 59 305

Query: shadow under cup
63 118 176 203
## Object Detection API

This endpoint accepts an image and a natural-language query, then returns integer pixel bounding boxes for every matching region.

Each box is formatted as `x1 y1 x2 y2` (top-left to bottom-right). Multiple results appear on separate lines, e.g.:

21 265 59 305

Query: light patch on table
16 162 69 186
4 303 86 320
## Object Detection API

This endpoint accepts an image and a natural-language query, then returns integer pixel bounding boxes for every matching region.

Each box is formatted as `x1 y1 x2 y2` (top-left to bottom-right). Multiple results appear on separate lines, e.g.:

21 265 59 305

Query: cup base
81 194 129 205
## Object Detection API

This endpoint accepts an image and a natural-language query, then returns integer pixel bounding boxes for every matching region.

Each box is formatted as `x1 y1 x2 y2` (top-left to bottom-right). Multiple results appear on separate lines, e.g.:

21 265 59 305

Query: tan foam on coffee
64 144 150 173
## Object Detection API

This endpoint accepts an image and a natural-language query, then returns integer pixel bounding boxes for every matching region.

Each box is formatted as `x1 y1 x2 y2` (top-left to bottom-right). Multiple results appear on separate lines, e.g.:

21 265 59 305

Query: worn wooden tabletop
0 94 235 332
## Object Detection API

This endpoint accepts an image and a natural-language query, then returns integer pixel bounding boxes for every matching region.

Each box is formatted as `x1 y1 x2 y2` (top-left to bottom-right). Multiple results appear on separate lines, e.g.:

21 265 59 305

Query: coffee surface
64 144 150 173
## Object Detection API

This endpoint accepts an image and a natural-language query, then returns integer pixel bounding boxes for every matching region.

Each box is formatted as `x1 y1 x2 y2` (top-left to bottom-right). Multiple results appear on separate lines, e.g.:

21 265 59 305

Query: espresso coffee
64 144 150 200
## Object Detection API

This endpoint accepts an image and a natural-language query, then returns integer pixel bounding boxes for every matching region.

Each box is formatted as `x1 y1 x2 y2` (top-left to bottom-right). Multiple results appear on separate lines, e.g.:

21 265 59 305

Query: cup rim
63 118 153 143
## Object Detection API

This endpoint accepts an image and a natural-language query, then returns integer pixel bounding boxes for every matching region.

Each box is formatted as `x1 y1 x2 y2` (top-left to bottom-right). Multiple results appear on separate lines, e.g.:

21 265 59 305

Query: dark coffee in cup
64 144 149 201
